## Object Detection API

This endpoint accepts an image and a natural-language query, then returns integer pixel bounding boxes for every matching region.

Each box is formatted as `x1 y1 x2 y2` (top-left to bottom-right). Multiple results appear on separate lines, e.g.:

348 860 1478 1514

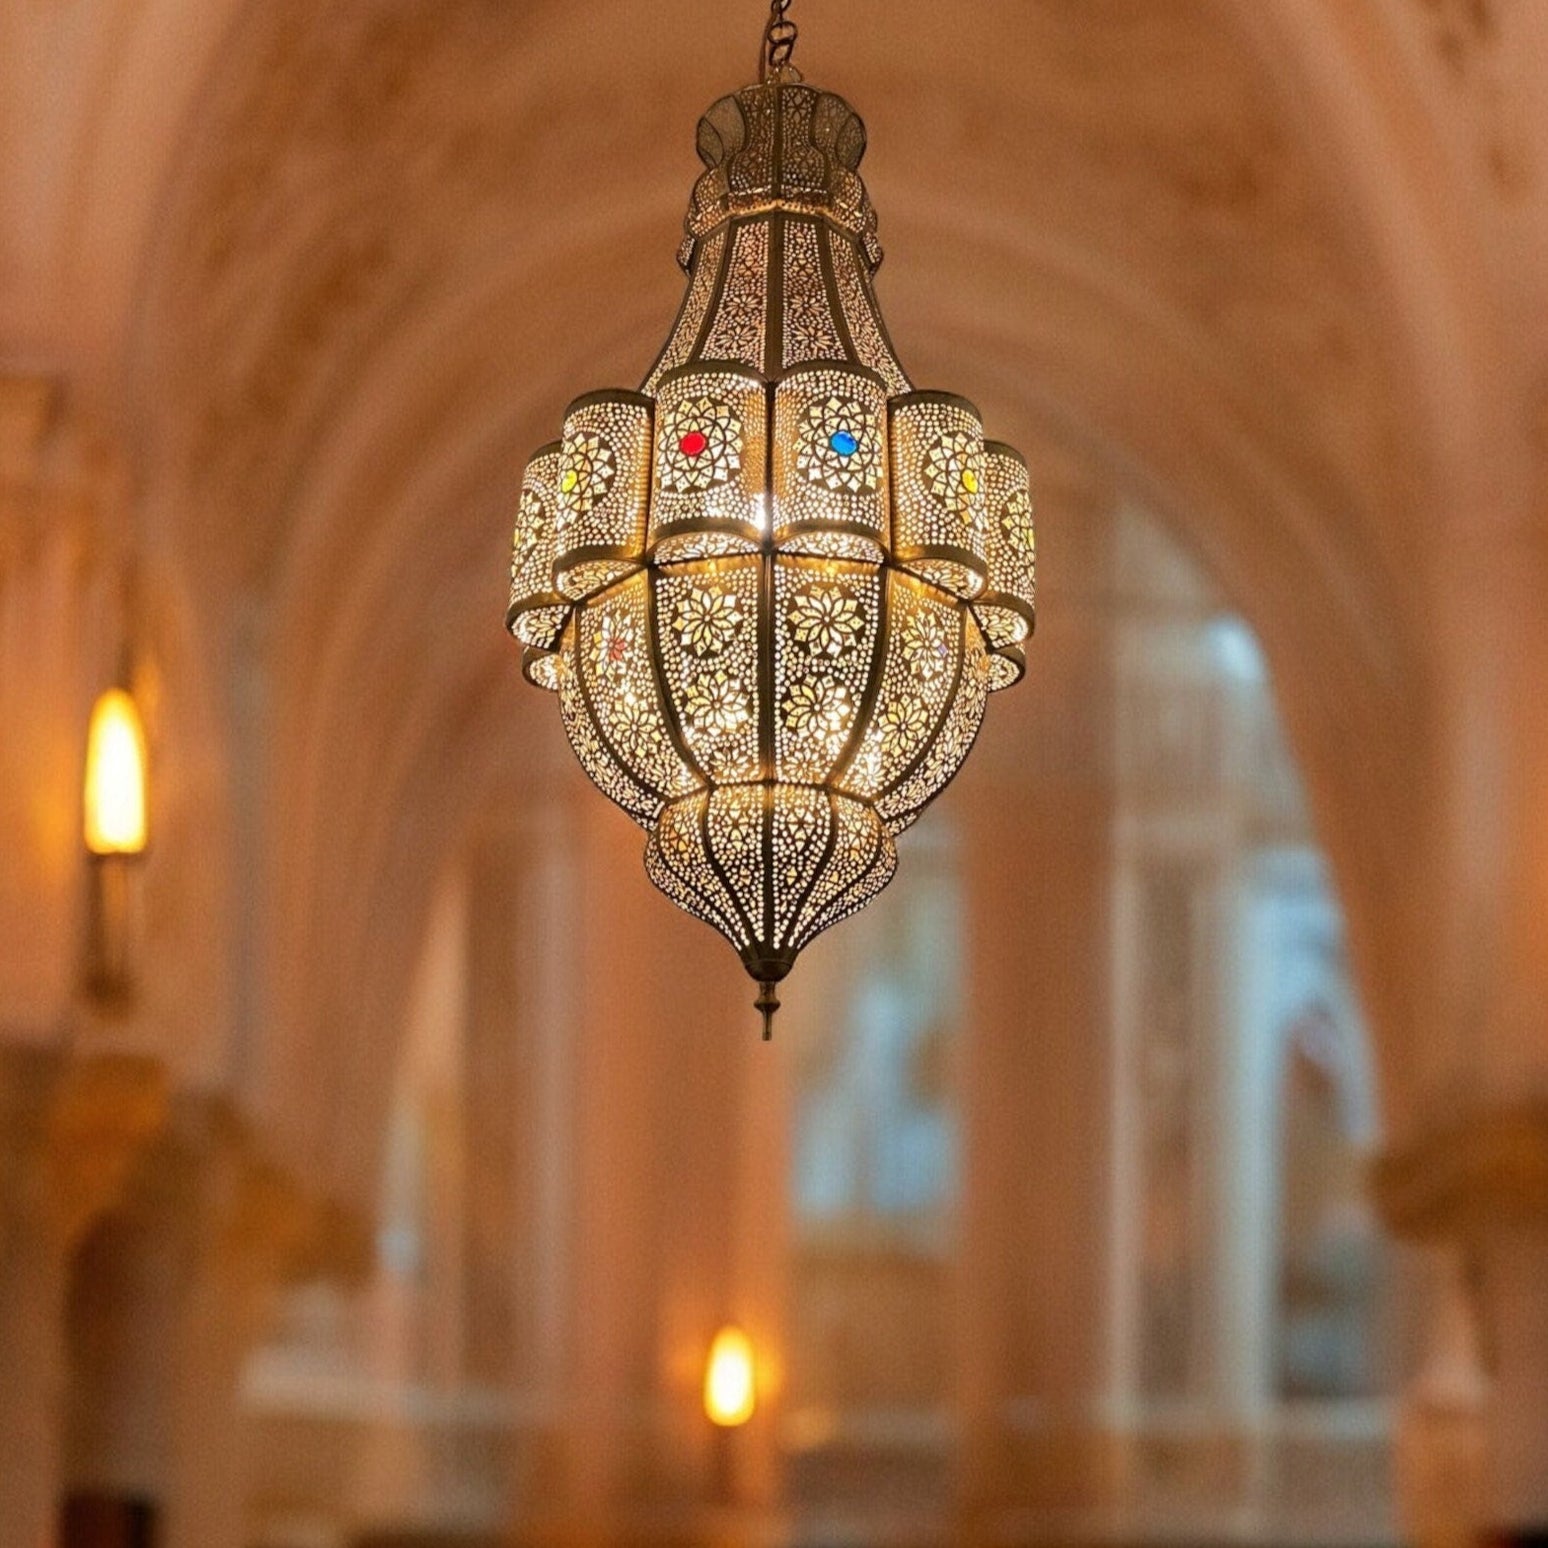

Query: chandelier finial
755 979 781 1041
760 0 799 83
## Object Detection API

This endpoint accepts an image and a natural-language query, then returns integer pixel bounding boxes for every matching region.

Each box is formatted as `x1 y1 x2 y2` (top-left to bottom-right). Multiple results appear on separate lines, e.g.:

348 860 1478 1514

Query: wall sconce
82 685 148 1009
703 1325 756 1428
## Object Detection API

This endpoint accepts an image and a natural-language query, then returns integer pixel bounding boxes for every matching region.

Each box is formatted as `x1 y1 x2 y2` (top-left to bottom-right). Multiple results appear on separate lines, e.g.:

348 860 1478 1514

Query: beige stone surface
4 1 1548 1542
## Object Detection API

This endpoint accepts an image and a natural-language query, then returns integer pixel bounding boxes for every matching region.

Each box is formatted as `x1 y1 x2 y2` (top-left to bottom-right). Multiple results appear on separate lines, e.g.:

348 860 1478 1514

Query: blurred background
3 2 1547 1546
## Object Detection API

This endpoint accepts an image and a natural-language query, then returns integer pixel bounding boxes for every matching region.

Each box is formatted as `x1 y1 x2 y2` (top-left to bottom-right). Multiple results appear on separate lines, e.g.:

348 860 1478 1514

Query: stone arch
120 0 1485 1198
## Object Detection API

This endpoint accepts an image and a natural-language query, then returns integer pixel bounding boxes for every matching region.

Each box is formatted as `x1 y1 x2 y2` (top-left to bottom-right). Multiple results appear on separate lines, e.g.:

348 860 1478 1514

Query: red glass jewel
679 430 709 458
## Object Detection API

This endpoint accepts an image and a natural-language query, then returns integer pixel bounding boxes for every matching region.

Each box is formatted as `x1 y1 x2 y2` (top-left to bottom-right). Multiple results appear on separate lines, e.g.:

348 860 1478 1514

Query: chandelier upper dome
681 82 882 273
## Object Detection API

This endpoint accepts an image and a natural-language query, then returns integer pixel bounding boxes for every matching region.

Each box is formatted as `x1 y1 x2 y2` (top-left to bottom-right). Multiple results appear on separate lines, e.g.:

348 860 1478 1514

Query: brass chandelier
506 2 1035 1035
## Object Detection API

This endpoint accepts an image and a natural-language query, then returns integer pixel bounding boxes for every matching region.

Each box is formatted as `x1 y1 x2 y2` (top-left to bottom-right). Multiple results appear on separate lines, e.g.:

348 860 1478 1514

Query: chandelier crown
507 49 1036 1037
681 82 882 274
647 81 908 411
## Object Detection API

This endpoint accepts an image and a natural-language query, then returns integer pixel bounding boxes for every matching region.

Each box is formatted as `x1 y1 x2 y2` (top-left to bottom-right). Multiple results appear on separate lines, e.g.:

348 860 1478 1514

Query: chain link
759 0 798 82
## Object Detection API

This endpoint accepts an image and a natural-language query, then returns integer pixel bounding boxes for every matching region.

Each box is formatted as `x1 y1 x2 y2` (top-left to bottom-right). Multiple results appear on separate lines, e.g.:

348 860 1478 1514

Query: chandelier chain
759 0 798 82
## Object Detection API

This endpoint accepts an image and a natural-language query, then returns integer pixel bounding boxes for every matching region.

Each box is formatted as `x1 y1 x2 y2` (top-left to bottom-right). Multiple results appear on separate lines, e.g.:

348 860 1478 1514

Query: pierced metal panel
773 557 884 786
890 392 989 600
840 573 961 801
507 443 569 649
572 577 697 801
687 83 879 261
523 645 563 693
782 219 846 367
645 227 727 391
554 393 652 601
650 366 768 560
877 622 991 832
555 630 660 828
772 365 888 560
653 557 763 783
646 793 747 942
788 793 897 951
984 642 1026 693
828 234 909 392
702 222 769 369
768 783 832 949
974 441 1036 664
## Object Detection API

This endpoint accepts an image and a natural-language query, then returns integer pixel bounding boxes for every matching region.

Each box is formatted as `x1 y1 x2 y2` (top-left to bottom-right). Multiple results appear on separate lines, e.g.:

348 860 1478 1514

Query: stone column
0 1049 74 1548
1375 1104 1548 1545
165 1108 326 1548
955 764 1119 1523
553 795 667 1528
0 375 126 1039
62 1109 204 1545
1391 1244 1489 1548
61 1095 326 1548
1395 515 1548 1538
558 789 756 1536
954 487 1119 1528
1477 1222 1548 1540
0 1047 166 1547
465 800 626 1520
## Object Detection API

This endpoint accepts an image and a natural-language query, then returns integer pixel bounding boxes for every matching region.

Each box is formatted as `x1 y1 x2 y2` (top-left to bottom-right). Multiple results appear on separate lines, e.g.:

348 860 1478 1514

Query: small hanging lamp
506 1 1035 1035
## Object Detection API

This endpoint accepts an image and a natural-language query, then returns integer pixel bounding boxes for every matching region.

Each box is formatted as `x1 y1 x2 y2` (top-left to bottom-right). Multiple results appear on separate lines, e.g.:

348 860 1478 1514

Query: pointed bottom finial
755 980 780 1040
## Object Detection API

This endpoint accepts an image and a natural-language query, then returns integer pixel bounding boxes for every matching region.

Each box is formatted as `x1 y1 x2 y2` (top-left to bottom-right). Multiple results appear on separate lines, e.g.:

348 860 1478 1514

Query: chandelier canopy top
507 16 1035 1036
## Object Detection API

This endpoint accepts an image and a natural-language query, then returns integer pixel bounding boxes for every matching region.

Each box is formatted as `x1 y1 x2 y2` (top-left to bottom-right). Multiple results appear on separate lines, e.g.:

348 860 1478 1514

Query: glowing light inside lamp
83 688 148 856
704 1325 756 1427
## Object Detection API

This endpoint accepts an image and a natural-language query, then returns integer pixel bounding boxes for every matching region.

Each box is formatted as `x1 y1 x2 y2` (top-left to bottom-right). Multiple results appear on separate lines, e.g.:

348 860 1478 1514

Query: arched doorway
778 492 1402 1542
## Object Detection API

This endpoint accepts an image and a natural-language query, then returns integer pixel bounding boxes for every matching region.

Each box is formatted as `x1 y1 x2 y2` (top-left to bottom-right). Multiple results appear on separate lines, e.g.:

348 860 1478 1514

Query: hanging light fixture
506 1 1035 1035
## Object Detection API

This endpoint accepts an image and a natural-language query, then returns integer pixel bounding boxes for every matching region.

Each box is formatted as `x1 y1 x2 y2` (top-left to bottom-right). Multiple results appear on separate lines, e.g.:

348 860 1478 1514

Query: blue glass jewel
829 430 859 458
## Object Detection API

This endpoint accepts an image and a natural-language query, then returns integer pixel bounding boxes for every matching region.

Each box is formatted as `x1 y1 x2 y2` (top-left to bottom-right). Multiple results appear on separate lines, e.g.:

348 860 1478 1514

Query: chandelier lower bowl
643 783 897 987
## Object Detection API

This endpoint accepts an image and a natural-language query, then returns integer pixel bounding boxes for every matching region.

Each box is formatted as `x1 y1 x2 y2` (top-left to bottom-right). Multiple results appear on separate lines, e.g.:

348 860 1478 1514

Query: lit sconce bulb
82 684 148 1010
703 1325 756 1427
83 687 148 855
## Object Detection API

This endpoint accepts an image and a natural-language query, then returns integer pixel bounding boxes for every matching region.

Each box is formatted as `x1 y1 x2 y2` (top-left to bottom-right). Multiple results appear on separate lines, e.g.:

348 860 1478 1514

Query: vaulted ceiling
4 0 1544 1203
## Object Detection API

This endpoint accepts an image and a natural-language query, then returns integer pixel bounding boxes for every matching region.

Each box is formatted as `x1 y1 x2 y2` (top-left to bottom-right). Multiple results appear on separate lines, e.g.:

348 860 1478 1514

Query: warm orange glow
703 1325 756 1427
83 688 148 855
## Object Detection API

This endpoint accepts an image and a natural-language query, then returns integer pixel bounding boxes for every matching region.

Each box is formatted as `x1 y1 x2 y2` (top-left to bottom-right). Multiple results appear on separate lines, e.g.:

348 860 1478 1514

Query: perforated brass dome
507 73 1035 1034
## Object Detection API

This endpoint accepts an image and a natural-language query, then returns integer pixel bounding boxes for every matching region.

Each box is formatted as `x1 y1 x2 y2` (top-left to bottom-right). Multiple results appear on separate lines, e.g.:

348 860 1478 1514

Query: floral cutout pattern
796 394 883 494
787 583 867 659
557 432 617 519
658 396 743 494
512 486 547 577
782 675 853 738
900 609 955 683
614 689 669 758
924 430 987 528
673 586 745 658
684 667 752 736
878 692 930 751
1001 485 1035 560
593 610 638 677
